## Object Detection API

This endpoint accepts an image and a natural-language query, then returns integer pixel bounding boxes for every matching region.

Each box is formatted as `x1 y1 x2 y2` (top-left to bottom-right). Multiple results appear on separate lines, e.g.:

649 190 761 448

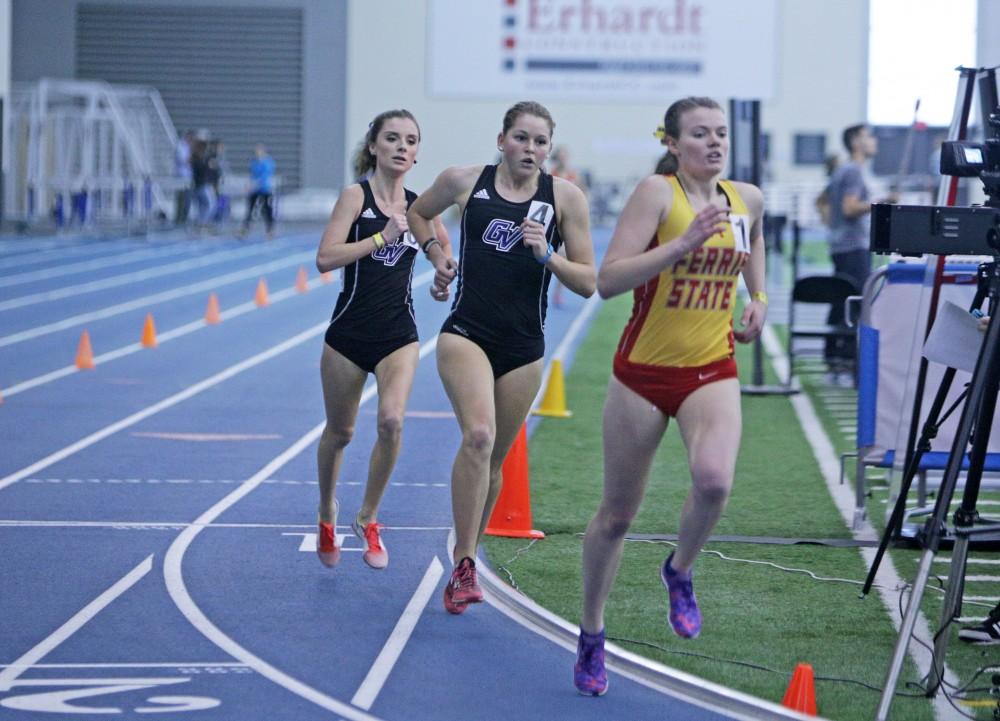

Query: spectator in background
239 144 276 239
174 130 194 225
190 138 217 235
823 125 897 385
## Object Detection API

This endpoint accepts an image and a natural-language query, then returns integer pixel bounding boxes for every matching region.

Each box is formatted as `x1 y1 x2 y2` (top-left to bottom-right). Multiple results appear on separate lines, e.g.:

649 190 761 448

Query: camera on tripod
870 104 1000 258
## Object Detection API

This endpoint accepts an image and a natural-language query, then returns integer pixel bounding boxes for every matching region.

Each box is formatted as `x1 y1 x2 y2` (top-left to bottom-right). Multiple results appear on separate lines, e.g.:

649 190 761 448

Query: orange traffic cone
140 313 157 348
781 663 817 716
320 271 333 284
532 359 572 418
295 266 309 293
485 424 544 539
205 293 221 325
75 330 95 370
255 278 269 307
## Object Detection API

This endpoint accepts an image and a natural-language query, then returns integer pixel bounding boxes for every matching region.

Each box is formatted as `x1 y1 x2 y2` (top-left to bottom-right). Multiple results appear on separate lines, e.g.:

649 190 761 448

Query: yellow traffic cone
531 359 572 418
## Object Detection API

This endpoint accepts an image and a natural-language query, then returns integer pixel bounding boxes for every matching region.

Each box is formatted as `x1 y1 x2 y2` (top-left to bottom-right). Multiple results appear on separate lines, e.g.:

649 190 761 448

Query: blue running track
0 228 808 720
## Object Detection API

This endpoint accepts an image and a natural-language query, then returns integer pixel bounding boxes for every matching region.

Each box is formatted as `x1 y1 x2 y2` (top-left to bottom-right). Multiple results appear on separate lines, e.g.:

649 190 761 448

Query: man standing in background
239 144 276 239
823 124 897 385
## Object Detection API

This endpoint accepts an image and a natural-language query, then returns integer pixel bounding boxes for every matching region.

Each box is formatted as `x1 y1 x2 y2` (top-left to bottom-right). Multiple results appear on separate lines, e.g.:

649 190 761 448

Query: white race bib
527 200 555 233
730 214 751 254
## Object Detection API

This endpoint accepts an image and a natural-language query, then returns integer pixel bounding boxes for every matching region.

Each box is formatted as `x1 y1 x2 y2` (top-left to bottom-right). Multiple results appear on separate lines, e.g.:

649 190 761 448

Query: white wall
0 0 10 179
346 0 868 194
980 0 1000 69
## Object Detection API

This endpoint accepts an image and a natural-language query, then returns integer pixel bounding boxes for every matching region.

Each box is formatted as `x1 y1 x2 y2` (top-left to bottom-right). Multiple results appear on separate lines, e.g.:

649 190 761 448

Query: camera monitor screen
963 146 984 163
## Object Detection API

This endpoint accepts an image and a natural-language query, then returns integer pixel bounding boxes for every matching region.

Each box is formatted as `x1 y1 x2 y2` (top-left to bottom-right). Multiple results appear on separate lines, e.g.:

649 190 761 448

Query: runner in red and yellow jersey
575 97 767 697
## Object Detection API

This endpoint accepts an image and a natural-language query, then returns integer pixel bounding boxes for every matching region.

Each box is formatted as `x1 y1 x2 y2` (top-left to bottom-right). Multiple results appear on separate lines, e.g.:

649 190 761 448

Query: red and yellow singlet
616 174 751 369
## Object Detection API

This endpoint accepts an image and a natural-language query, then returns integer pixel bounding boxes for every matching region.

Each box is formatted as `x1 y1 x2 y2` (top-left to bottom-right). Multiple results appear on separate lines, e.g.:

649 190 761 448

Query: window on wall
868 0 977 127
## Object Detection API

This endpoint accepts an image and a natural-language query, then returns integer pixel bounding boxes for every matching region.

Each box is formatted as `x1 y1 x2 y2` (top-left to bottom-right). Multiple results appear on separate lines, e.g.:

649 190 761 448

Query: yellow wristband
372 232 385 251
752 290 768 305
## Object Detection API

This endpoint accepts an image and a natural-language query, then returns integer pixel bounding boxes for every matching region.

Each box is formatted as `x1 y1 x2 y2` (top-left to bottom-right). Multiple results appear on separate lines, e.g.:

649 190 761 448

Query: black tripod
862 262 996 597
875 262 1000 720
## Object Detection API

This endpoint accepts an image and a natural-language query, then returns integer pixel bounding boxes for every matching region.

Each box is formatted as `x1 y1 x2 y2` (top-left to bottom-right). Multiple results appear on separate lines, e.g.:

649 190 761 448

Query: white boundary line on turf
759 323 962 721
162 335 439 721
0 555 153 692
469 530 814 721
351 557 444 710
531 292 602 411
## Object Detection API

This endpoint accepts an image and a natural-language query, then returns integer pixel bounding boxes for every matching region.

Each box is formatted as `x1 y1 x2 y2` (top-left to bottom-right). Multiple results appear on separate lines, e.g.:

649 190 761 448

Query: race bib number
527 201 554 233
730 214 750 254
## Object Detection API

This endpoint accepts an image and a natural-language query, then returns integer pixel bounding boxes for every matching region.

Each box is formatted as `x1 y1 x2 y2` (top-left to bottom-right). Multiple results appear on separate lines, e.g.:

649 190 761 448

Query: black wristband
421 237 442 255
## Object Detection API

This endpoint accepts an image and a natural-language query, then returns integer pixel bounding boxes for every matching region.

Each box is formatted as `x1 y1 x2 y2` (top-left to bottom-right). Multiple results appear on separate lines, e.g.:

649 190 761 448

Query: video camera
871 69 1000 258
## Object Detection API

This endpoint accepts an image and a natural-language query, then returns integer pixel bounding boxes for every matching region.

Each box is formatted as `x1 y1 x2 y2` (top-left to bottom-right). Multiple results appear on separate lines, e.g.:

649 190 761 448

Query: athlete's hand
676 205 729 254
432 256 458 302
734 297 766 343
520 218 549 261
381 212 409 244
979 315 991 332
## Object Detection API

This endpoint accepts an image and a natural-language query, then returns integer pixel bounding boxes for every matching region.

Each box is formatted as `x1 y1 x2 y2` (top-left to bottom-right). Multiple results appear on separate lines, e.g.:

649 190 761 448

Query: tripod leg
876 550 937 721
927 319 1000 693
862 367 960 596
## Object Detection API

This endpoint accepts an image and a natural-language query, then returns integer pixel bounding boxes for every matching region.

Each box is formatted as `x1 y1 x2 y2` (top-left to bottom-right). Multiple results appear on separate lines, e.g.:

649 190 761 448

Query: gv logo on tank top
372 244 409 266
482 219 524 252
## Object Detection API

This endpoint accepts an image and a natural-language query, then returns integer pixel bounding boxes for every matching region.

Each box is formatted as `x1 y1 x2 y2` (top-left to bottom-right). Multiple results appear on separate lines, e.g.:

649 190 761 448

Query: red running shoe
352 518 388 569
443 557 483 614
316 500 340 568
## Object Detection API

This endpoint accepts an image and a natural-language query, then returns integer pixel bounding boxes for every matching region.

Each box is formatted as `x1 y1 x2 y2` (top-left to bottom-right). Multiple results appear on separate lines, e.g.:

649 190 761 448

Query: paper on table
923 300 986 374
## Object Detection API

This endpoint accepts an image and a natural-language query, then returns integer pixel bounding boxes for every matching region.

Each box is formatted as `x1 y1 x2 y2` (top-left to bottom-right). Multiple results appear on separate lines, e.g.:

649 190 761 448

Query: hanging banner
428 0 777 101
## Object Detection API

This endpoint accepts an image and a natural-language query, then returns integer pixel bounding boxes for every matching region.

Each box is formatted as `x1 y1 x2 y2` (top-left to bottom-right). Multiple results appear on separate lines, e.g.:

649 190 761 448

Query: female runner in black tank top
314 109 451 571
408 101 596 613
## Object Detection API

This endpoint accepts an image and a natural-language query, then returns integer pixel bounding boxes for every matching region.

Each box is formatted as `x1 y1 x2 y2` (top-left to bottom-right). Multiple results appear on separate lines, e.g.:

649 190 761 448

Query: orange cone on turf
140 313 157 348
205 293 221 324
320 271 333 284
781 663 817 716
295 266 309 293
485 423 544 539
75 331 95 370
532 359 572 418
255 278 269 307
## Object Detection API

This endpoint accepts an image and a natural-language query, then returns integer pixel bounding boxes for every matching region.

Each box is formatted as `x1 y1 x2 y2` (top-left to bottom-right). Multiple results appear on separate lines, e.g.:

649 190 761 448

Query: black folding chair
786 273 861 383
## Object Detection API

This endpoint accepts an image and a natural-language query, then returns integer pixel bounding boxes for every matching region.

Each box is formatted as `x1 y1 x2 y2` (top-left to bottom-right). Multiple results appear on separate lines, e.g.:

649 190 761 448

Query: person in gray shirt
823 124 896 382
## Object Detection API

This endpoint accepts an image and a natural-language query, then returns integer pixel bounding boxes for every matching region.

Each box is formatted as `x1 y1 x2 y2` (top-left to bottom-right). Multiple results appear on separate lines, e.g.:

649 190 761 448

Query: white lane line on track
0 245 194 288
0 250 315 348
162 335 439 721
760 323 962 721
0 276 338 399
0 555 153 692
0 520 455 530
351 557 444 710
531 292 602 411
0 244 278 311
0 323 328 492
1 663 248 670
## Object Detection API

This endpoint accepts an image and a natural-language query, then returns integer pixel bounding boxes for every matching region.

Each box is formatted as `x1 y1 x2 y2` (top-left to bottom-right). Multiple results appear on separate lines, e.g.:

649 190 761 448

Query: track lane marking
350 557 443 710
0 555 153 692
0 250 315 347
161 334 439 721
0 276 337 398
0 323 328 491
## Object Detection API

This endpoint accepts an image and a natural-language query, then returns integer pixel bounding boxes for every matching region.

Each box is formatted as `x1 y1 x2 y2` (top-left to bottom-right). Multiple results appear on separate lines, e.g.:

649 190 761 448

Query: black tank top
328 181 419 340
449 165 561 345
